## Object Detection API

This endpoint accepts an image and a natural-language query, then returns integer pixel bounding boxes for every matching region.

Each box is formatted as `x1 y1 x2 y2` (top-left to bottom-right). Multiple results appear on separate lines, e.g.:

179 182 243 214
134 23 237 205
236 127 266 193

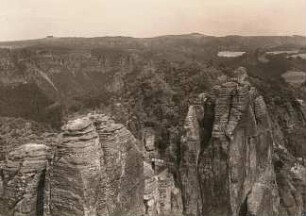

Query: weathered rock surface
91 114 144 216
178 68 306 216
144 161 159 216
198 80 278 216
2 114 178 216
179 105 203 216
143 127 183 216
274 145 306 216
44 117 102 216
43 114 144 216
0 143 49 216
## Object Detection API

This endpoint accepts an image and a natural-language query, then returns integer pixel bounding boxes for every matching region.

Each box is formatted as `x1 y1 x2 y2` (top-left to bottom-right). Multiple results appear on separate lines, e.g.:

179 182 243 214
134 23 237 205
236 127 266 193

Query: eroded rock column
198 77 278 216
47 118 101 216
179 105 203 216
91 114 144 216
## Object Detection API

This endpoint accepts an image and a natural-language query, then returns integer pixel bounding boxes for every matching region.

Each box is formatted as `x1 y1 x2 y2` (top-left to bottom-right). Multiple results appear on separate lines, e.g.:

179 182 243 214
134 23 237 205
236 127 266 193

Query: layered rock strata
44 118 102 216
179 105 204 216
143 127 183 216
91 114 144 216
0 143 49 216
180 69 281 216
42 114 145 216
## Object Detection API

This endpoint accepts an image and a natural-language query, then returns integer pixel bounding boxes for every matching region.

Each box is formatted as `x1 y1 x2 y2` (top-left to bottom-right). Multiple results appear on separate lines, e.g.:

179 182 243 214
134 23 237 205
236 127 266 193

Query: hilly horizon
1 32 305 43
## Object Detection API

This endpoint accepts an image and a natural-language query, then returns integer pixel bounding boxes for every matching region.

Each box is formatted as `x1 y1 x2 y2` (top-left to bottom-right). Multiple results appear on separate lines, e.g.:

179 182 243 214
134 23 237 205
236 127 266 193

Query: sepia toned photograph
0 0 305 216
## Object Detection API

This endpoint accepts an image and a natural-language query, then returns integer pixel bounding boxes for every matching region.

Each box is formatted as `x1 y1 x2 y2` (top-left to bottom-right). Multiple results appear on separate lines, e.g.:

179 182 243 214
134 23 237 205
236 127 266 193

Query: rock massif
44 118 102 216
179 68 306 216
199 78 278 216
0 113 185 216
44 114 145 216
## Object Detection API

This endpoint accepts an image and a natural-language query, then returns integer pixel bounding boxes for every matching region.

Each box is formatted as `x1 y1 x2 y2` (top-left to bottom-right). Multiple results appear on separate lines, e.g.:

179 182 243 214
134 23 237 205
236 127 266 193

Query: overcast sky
1 0 305 41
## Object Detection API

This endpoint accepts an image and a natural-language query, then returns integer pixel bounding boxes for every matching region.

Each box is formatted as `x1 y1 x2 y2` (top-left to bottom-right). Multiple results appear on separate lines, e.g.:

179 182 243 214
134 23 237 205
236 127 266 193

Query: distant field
282 71 306 85
217 51 245 57
266 50 299 55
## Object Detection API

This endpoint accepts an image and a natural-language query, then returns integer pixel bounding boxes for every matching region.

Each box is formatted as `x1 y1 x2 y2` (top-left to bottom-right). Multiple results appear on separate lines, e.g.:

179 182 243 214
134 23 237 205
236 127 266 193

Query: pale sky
1 0 305 41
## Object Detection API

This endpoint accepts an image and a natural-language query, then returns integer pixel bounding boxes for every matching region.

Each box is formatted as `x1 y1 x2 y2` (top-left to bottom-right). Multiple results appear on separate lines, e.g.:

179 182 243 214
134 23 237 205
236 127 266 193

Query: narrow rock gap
238 196 248 216
36 169 46 216
201 99 215 149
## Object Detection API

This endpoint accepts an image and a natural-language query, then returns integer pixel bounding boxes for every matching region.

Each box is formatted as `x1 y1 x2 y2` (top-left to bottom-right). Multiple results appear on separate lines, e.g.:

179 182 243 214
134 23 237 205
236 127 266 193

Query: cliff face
0 144 49 216
180 105 203 216
43 114 145 216
199 78 277 216
0 113 185 216
44 118 102 216
179 68 306 216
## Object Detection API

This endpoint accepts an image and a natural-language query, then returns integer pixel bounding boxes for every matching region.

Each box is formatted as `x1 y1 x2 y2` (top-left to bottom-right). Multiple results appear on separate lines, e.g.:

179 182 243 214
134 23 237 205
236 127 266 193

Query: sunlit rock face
0 143 49 216
177 67 306 216
44 114 144 216
179 105 204 216
143 161 159 216
91 114 144 216
200 81 278 216
44 118 101 216
179 69 281 216
0 114 182 216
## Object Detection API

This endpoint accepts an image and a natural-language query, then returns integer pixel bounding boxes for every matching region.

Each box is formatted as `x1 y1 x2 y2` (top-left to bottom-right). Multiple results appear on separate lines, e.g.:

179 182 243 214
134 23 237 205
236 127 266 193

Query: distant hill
0 34 305 51
0 33 305 128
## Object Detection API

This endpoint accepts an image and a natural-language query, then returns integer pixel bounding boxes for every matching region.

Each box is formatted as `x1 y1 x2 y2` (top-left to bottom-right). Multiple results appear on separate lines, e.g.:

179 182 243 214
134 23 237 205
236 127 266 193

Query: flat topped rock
8 143 49 159
63 118 92 132
221 82 238 88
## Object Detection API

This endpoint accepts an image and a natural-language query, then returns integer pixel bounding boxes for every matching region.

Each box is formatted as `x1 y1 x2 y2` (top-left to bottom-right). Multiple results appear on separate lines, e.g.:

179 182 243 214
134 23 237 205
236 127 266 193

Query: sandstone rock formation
179 68 306 216
144 161 159 216
44 118 102 216
180 105 203 216
43 114 144 216
0 114 182 216
92 114 144 216
199 80 279 216
0 143 49 216
274 144 306 216
142 127 183 216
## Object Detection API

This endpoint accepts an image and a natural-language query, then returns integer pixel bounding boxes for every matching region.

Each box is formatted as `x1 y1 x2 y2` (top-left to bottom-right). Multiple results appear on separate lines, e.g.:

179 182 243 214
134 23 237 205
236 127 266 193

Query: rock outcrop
199 80 278 216
92 114 144 216
43 114 144 216
0 143 49 216
0 114 184 216
142 127 184 216
274 144 306 216
179 105 203 216
179 68 290 216
143 161 159 216
44 118 102 216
